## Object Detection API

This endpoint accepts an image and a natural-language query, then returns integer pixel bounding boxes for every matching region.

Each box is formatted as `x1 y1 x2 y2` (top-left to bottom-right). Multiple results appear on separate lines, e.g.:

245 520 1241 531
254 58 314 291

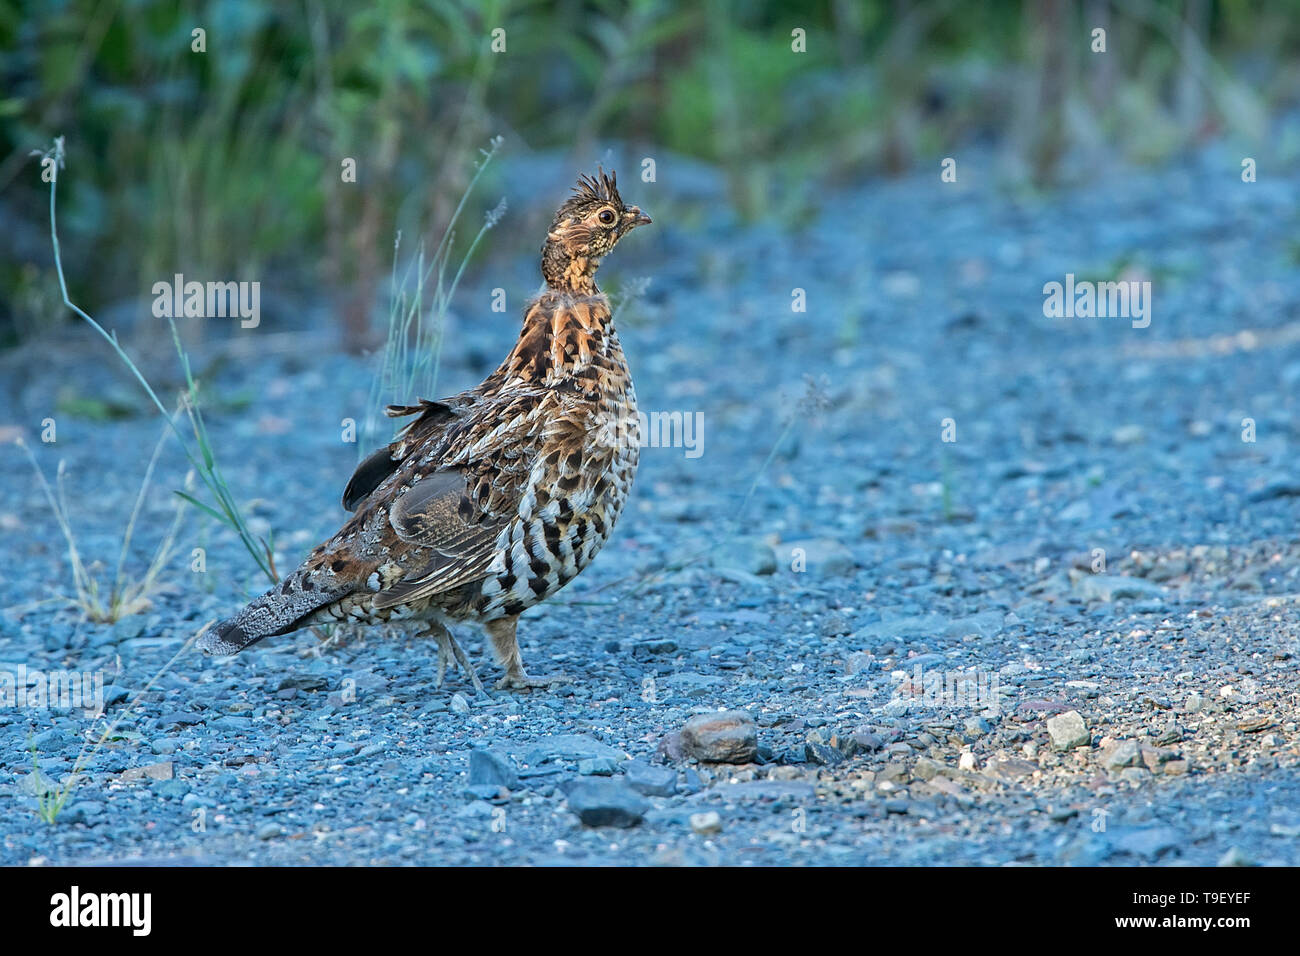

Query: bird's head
541 168 651 293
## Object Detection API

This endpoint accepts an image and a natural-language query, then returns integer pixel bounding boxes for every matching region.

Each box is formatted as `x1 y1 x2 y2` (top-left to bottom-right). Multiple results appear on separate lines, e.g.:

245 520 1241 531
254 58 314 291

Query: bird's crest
571 167 622 208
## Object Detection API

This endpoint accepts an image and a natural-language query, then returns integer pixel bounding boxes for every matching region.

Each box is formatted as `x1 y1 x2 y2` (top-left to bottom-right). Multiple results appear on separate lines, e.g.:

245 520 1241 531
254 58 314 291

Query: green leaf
174 490 231 527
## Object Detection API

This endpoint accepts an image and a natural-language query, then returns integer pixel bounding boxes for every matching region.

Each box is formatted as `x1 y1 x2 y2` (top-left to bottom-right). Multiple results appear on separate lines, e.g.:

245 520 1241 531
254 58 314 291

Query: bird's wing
342 445 406 512
341 395 477 512
367 387 558 609
370 468 506 609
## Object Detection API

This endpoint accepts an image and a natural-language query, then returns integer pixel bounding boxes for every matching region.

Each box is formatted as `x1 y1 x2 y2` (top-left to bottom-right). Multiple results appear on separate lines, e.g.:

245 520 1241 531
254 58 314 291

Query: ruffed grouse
199 170 650 691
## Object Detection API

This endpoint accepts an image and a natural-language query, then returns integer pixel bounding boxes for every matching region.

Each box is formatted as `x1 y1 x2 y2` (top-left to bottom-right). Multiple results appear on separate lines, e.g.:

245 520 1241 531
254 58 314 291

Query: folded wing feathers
370 469 507 609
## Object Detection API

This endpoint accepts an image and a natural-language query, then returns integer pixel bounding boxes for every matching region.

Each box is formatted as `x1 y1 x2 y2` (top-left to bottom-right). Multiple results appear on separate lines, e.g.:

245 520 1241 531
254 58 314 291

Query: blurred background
2 0 1299 352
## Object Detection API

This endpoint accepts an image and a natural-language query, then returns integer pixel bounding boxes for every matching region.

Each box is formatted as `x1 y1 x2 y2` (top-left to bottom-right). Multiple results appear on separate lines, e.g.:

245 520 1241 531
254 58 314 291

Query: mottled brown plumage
199 169 651 690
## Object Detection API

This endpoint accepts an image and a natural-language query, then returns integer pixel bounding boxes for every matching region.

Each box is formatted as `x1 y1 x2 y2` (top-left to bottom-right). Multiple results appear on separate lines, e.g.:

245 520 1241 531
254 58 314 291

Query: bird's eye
598 209 616 225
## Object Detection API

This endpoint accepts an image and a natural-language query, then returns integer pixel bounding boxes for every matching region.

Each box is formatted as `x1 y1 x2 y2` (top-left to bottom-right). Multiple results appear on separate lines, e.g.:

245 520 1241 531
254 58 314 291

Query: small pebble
689 811 723 836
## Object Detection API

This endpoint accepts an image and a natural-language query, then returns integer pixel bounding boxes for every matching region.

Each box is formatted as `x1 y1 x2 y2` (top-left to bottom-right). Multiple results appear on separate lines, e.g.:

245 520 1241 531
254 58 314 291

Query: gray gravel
2 146 1299 865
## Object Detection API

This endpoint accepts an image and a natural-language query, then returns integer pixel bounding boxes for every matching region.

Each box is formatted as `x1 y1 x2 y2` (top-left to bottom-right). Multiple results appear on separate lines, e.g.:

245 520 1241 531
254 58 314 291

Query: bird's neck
541 240 600 295
498 291 621 389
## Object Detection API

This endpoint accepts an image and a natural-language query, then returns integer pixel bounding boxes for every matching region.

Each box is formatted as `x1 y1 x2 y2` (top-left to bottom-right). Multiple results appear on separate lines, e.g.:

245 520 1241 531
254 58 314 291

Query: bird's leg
486 615 569 690
422 622 485 696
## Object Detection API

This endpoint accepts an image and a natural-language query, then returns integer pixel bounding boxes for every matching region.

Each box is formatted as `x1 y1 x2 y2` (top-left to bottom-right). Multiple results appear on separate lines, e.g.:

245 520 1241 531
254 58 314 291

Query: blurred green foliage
2 0 1298 347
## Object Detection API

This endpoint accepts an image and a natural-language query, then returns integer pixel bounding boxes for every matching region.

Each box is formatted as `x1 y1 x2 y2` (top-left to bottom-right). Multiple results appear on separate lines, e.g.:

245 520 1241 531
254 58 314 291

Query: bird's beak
629 206 652 227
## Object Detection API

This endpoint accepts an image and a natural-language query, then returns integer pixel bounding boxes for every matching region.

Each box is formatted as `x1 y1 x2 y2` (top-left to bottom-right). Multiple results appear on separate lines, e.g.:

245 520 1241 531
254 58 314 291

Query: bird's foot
433 629 485 696
494 668 571 691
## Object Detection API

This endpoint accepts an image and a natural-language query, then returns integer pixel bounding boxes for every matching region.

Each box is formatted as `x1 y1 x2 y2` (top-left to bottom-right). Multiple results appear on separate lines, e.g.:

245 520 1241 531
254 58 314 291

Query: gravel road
3 147 1299 865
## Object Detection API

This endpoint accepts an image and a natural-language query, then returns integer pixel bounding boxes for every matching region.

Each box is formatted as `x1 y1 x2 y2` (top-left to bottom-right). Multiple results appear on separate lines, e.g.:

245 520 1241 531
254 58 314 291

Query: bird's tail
198 564 347 655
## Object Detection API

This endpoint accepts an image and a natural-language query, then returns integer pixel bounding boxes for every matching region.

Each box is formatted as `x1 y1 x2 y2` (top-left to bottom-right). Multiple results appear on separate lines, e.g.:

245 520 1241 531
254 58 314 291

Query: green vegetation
17 421 185 623
3 0 1297 346
38 136 280 592
362 135 506 451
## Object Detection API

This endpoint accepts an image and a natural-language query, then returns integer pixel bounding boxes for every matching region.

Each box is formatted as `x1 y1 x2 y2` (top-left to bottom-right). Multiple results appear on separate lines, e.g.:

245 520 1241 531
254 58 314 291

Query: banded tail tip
197 620 252 656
